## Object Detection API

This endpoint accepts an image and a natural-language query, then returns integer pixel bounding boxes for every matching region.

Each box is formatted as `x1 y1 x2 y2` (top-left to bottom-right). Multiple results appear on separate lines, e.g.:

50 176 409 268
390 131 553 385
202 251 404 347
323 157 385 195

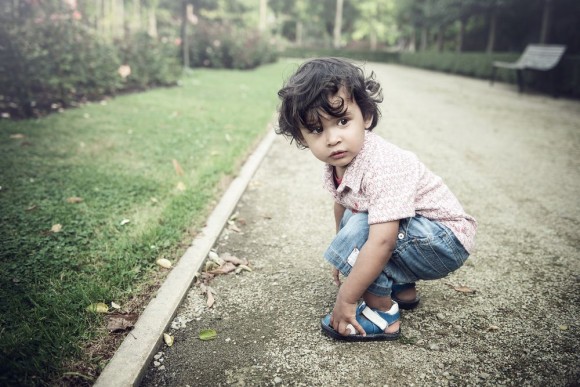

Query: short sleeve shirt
323 131 477 253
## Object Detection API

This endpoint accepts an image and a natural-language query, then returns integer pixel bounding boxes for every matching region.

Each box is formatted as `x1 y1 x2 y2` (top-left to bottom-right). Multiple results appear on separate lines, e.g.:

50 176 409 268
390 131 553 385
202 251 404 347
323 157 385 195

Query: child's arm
333 202 346 232
332 203 346 286
330 220 399 336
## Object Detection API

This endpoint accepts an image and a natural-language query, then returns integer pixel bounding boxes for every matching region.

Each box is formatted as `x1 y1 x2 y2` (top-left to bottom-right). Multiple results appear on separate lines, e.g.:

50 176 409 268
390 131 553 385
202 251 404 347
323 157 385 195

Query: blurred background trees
1 0 578 118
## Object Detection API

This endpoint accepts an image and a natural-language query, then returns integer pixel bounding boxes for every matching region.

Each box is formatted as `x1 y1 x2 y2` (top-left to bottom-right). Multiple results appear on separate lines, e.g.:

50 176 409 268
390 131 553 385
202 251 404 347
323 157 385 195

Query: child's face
299 89 372 176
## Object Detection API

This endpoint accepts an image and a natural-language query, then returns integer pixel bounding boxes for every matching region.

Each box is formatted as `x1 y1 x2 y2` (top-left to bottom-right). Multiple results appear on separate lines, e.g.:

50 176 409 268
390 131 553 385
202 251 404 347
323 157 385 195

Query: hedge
279 47 580 97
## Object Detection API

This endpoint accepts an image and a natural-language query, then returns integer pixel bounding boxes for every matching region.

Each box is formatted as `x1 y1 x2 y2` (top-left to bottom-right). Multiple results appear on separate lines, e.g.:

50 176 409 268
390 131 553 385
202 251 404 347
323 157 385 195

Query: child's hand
330 295 366 336
332 268 341 287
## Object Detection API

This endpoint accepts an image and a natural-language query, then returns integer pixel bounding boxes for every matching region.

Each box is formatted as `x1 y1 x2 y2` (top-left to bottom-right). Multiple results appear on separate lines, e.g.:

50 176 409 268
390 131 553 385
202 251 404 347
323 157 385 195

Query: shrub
188 21 278 70
116 32 181 90
0 20 122 118
280 47 400 64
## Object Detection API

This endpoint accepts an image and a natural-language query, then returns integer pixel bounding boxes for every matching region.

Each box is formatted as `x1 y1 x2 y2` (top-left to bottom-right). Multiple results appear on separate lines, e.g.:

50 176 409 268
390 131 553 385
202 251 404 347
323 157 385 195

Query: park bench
490 44 566 96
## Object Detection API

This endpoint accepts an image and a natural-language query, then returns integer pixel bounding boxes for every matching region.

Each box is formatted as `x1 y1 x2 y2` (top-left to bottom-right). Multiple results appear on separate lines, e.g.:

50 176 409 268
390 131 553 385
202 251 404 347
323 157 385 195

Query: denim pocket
391 216 469 281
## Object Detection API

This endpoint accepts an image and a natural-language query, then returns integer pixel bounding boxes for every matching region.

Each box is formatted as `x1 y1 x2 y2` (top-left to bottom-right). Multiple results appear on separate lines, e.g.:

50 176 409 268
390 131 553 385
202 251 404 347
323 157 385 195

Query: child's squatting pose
276 57 477 341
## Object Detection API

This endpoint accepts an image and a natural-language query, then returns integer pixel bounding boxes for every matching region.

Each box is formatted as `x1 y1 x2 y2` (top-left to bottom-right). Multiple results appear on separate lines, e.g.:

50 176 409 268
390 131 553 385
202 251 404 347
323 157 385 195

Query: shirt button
398 232 405 240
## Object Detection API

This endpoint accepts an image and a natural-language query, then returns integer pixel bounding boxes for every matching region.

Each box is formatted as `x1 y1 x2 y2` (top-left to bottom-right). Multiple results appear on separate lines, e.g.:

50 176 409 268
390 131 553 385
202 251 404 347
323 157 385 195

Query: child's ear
364 115 373 129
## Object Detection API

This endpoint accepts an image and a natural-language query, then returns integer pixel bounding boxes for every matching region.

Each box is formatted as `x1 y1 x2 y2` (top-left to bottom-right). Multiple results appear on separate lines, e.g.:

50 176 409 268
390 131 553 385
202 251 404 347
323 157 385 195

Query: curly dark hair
276 57 383 148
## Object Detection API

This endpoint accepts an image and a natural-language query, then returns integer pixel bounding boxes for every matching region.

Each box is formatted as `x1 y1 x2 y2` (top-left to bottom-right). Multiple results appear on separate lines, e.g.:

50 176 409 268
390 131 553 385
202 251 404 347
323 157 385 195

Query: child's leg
388 215 470 284
324 210 400 334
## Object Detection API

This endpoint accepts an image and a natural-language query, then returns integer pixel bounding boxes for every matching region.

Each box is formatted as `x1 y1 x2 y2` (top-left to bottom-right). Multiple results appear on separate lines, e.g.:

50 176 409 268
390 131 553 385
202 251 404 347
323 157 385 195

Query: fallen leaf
87 302 109 313
235 264 252 274
176 181 186 191
228 223 241 233
221 253 247 266
209 262 237 275
66 197 83 204
163 333 174 346
120 219 130 226
156 258 172 269
172 159 184 176
199 329 217 341
487 325 500 331
206 291 215 308
26 205 37 211
453 285 476 294
51 224 62 233
225 134 232 142
111 301 121 309
559 325 568 331
10 133 24 139
106 313 137 332
208 251 225 265
228 211 239 221
204 261 220 272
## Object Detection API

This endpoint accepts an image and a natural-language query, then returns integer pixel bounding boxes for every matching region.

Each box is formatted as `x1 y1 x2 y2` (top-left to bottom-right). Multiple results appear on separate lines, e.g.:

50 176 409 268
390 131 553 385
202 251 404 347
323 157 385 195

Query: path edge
94 127 277 387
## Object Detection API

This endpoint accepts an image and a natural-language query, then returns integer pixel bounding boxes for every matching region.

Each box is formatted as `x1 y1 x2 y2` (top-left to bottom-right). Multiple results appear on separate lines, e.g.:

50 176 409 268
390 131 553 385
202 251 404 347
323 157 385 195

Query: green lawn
0 60 296 385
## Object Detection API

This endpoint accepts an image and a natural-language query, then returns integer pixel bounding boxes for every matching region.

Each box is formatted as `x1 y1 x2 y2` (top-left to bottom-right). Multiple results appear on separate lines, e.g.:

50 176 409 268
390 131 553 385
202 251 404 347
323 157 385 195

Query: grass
0 60 297 385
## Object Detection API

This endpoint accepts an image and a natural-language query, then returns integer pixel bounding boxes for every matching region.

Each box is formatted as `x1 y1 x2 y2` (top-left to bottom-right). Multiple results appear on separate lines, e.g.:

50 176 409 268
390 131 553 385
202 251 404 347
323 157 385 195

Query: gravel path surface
141 63 580 386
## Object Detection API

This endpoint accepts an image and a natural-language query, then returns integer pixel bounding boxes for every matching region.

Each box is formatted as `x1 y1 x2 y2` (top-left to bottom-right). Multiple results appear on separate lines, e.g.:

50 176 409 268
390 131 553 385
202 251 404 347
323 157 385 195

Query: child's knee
336 213 369 247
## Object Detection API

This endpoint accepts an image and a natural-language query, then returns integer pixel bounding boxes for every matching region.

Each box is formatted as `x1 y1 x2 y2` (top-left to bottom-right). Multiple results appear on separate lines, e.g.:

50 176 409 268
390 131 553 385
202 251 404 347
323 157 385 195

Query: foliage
0 20 122 118
399 51 580 96
281 47 400 64
0 60 287 385
188 21 278 69
116 32 181 90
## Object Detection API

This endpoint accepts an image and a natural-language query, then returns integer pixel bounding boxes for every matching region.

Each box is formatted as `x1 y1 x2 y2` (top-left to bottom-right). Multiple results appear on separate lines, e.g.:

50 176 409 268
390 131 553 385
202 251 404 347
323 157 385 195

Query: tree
333 0 343 49
352 0 398 51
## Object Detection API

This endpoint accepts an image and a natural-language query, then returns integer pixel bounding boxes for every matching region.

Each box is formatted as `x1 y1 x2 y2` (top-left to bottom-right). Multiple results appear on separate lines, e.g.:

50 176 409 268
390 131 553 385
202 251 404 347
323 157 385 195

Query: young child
276 57 477 341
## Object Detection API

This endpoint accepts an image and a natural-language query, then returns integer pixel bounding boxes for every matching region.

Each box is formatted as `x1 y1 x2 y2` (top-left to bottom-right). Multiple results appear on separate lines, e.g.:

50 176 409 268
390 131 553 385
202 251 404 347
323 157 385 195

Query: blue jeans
324 210 469 297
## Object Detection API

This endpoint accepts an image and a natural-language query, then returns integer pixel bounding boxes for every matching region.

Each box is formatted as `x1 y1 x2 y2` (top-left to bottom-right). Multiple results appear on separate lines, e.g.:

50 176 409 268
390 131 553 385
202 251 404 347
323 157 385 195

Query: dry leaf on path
107 313 137 333
447 284 476 294
66 197 83 204
111 301 121 310
163 333 174 346
221 252 247 266
209 262 237 275
206 291 215 308
227 223 242 233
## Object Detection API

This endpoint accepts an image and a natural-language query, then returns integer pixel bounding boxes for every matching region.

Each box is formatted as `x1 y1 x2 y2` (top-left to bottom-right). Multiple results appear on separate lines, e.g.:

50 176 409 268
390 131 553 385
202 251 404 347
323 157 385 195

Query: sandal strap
360 302 400 331
362 307 388 330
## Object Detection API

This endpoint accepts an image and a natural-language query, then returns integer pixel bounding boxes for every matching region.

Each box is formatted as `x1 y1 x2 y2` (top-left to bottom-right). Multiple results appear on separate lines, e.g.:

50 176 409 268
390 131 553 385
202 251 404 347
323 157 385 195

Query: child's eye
312 127 323 134
338 118 349 126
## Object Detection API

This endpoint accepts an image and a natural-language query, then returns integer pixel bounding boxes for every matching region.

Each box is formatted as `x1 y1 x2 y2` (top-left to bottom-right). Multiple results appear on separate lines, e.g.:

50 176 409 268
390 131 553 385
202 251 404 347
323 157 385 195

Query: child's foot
392 283 420 310
320 302 401 341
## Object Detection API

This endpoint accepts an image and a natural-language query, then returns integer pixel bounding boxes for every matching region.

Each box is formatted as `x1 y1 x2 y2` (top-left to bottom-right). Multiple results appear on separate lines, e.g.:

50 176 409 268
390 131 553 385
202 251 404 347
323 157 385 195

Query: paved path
141 63 580 386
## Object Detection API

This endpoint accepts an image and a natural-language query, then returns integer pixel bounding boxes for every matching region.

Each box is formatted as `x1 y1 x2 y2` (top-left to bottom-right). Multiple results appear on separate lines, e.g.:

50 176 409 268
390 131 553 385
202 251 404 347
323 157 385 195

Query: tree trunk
370 30 377 51
456 18 465 53
486 9 497 53
333 0 343 49
296 20 303 47
437 25 444 52
148 7 157 37
259 0 267 33
181 0 190 68
410 27 416 52
539 0 553 43
420 27 428 51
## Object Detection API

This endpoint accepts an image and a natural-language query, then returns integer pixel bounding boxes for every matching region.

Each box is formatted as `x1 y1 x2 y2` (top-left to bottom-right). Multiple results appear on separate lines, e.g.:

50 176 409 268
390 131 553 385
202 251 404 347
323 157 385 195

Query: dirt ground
141 63 580 386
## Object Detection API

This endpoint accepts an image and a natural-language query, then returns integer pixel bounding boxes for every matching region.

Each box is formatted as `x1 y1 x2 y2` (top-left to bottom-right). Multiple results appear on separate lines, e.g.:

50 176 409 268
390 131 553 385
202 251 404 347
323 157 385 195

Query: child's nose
326 127 341 146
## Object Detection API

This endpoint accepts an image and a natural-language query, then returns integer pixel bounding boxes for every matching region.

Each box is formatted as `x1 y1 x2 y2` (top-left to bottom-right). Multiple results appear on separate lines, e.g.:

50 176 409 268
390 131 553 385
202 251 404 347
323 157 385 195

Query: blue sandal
392 283 420 310
321 302 401 341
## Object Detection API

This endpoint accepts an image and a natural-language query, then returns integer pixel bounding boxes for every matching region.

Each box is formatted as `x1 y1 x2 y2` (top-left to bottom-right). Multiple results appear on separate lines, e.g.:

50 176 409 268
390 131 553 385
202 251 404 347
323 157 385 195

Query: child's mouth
330 151 347 160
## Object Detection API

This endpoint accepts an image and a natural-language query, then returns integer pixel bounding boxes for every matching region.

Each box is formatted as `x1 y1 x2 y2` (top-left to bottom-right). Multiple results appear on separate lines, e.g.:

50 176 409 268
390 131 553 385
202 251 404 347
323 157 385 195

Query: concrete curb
94 127 277 387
